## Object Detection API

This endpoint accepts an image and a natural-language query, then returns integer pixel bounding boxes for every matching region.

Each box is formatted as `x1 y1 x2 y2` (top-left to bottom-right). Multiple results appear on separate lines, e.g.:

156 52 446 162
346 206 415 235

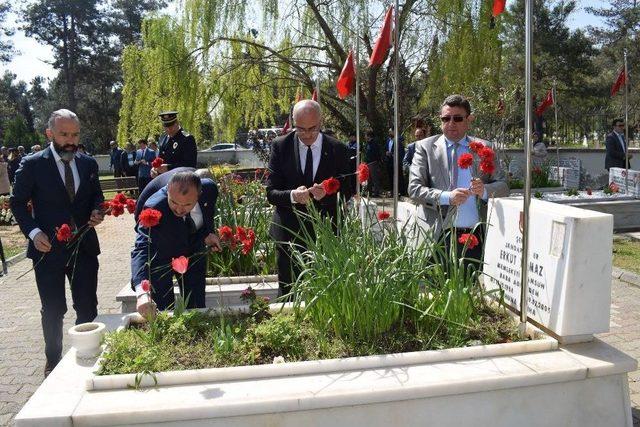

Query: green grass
3 244 25 259
613 239 640 275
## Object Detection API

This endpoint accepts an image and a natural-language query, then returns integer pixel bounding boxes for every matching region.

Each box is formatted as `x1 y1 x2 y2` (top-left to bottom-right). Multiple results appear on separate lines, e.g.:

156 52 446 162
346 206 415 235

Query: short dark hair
441 94 472 116
169 171 202 195
612 118 624 128
138 138 147 145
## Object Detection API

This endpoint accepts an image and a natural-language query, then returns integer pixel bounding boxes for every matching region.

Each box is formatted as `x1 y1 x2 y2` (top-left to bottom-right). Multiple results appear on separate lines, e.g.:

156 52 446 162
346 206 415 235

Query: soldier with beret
152 111 198 177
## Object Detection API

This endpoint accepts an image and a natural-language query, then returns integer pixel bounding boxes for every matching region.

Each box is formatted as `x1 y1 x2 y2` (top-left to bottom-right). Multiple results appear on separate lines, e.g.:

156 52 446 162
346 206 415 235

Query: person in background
0 156 10 196
153 111 197 177
605 118 632 171
7 148 22 185
1 146 8 162
120 142 138 178
17 146 26 158
109 141 124 177
149 140 159 153
385 128 406 196
29 145 42 155
134 138 156 192
364 130 382 197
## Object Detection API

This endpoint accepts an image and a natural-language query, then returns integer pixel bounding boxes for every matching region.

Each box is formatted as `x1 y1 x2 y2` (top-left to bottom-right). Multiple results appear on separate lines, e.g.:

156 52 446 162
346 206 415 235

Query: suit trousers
150 249 207 310
34 253 99 365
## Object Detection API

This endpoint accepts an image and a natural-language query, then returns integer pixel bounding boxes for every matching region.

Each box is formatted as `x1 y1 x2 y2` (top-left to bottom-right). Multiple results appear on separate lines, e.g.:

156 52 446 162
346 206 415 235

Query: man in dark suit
152 111 198 177
134 138 157 192
605 118 632 170
131 171 221 315
109 141 124 177
266 100 352 297
10 109 105 376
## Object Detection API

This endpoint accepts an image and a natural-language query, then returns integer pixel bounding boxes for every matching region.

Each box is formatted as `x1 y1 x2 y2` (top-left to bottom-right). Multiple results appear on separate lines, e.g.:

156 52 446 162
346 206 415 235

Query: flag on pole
311 89 318 101
535 89 554 116
611 69 626 97
368 7 393 67
492 0 506 17
336 50 356 99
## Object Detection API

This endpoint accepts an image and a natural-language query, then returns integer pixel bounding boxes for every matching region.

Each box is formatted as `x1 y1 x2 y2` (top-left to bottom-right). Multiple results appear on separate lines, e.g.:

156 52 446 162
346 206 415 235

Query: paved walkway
0 214 639 425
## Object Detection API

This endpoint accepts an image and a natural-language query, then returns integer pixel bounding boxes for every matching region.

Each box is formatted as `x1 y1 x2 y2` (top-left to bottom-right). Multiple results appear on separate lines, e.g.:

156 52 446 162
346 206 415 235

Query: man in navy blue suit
11 109 105 377
134 138 157 192
605 118 632 171
131 171 221 315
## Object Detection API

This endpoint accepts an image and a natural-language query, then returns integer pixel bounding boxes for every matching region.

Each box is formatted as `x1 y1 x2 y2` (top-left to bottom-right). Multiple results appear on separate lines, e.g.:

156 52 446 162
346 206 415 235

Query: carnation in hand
139 208 162 227
56 223 73 242
321 177 340 195
357 163 370 184
457 153 474 169
151 157 164 169
125 198 136 214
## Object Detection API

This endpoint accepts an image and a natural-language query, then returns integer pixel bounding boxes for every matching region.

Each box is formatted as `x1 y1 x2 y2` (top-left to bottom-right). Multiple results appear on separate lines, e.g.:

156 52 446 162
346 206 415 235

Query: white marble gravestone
609 167 640 198
483 197 613 342
549 166 580 189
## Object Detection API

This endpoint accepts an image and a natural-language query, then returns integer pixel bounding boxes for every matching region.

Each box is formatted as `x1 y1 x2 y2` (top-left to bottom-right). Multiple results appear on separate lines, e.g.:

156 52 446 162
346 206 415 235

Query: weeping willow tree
118 16 211 145
118 0 506 143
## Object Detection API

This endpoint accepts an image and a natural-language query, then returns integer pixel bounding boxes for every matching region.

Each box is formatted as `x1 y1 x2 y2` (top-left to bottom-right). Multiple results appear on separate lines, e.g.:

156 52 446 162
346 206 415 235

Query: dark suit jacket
266 132 352 242
605 132 629 170
134 167 195 220
10 146 104 261
130 179 217 287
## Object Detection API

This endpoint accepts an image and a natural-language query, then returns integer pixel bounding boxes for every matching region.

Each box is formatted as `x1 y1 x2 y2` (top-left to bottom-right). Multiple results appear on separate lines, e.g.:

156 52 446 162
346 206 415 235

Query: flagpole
553 80 560 176
392 1 399 218
624 49 629 193
520 0 533 338
355 33 361 196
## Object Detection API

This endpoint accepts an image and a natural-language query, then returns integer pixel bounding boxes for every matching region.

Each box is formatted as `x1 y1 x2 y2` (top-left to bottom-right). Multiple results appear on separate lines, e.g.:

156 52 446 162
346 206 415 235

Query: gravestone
483 197 612 343
609 167 640 198
548 166 580 189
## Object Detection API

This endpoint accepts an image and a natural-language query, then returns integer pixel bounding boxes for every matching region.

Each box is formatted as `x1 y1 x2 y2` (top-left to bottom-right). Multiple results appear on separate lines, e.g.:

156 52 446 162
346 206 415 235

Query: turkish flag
535 89 554 116
311 89 318 101
336 50 356 99
368 7 394 67
611 69 626 97
493 0 506 17
282 118 290 134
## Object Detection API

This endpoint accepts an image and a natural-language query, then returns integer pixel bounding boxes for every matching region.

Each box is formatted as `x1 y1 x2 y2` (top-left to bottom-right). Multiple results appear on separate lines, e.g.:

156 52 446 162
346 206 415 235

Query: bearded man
10 109 105 377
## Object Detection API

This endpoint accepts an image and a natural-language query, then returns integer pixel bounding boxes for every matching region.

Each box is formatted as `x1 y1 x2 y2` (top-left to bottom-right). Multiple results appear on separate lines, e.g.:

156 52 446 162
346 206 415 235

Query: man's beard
52 139 78 162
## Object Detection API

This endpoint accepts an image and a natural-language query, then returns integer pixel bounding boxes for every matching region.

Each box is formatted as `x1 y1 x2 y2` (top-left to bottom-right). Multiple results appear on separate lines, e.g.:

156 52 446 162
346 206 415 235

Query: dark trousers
150 251 207 310
113 168 123 178
34 254 99 365
276 241 304 299
138 176 152 193
386 159 406 196
441 226 485 274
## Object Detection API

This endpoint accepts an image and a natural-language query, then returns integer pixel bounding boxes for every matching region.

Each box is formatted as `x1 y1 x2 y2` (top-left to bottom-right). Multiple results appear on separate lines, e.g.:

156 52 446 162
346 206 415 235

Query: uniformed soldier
152 111 198 177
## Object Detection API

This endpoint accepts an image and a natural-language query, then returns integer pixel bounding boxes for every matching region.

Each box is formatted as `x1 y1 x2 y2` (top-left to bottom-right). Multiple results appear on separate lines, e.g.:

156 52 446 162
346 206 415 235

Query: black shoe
44 360 58 378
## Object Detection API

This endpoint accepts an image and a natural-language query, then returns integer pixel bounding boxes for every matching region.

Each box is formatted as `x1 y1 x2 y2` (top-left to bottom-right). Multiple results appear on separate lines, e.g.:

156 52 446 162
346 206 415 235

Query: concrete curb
5 250 27 267
613 266 640 288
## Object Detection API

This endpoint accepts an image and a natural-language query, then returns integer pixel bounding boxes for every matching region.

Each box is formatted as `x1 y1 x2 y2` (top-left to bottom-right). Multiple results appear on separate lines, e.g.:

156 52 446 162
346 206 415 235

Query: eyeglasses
440 115 466 123
296 125 320 134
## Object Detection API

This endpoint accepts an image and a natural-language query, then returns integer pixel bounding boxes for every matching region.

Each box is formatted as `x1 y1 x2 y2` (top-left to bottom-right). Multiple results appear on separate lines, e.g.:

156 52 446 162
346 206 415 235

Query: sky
0 0 610 88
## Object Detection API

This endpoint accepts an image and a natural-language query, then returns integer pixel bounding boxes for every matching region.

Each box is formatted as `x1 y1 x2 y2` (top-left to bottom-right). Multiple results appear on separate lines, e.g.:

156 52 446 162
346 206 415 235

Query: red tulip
458 233 479 249
357 163 370 184
56 223 73 242
457 153 474 169
322 177 340 195
171 256 189 274
139 208 162 227
151 157 164 168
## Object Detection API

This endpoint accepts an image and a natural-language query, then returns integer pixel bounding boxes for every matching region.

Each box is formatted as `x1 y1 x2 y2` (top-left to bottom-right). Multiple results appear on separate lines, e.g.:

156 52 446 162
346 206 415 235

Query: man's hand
450 188 471 206
136 293 156 319
205 233 222 252
291 186 311 204
88 209 105 227
151 164 168 178
469 178 485 197
33 232 52 253
308 183 326 201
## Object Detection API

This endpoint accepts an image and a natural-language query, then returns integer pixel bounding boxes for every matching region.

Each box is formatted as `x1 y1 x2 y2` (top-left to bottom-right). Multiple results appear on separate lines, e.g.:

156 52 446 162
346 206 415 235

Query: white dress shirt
614 131 626 151
290 133 323 204
28 143 81 241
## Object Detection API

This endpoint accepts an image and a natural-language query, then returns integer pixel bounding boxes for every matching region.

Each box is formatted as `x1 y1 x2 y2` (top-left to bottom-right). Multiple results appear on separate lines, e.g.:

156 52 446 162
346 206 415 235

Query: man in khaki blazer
408 94 509 261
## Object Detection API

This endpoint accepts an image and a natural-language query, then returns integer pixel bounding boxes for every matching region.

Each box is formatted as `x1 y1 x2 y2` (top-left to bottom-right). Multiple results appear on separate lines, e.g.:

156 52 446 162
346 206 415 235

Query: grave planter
68 322 106 358
15 311 637 427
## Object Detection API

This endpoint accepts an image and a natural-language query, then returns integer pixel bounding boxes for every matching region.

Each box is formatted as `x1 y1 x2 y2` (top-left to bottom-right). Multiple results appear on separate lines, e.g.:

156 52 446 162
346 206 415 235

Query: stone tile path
0 214 639 426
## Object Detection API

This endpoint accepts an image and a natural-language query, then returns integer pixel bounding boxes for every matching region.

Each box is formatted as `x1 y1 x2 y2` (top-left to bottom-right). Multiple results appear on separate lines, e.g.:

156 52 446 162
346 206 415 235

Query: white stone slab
549 166 580 189
483 197 613 340
609 167 640 198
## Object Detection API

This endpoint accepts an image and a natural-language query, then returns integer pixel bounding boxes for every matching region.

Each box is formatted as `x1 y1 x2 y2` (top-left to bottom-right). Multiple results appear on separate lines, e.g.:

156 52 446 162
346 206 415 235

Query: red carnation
377 211 391 221
218 225 233 242
458 233 479 250
357 163 370 184
100 201 111 214
586 188 592 195
56 223 73 242
469 141 484 154
171 256 189 274
139 208 162 227
113 193 128 204
235 226 247 242
457 153 474 169
125 199 136 214
479 160 496 175
140 279 151 293
241 239 254 255
151 157 164 168
322 177 340 195
479 147 495 161
110 202 125 217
